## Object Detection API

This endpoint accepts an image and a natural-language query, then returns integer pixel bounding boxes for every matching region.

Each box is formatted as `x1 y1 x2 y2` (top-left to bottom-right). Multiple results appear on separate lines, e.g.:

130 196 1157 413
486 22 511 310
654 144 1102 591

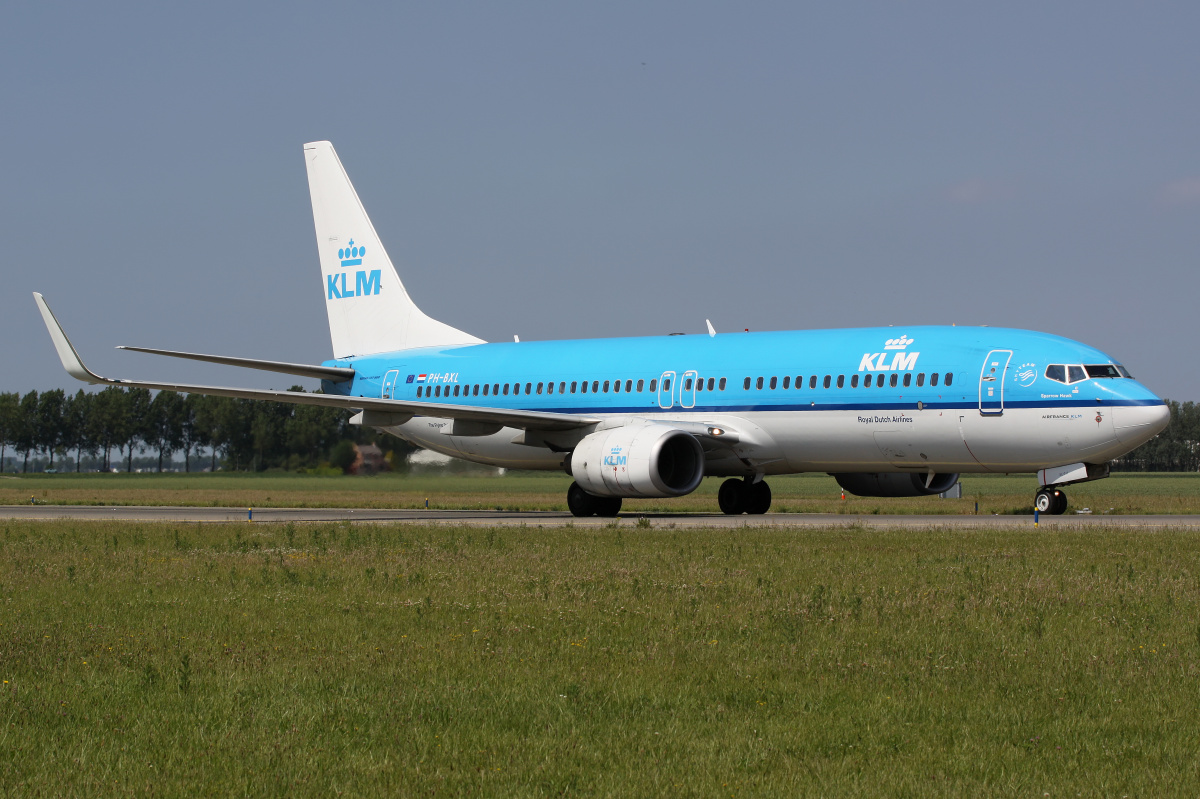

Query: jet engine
832 472 959 498
567 424 705 498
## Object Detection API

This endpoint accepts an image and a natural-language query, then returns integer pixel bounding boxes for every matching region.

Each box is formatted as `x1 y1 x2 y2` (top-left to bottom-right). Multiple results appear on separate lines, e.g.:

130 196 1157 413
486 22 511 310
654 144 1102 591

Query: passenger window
902 373 911 387
769 376 777 390
684 378 692 390
663 379 670 392
592 381 600 393
916 373 925 387
624 380 632 392
931 373 939 387
649 379 657 392
744 377 752 390
537 382 543 394
756 377 764 390
613 380 621 393
890 374 898 388
944 372 954 387
696 379 704 393
571 381 578 393
525 382 532 394
416 386 423 397
782 376 790 389
603 380 610 393
1067 366 1085 384
637 379 645 392
547 382 554 395
796 376 803 388
823 375 831 389
435 385 442 397
560 382 566 393
1045 365 1066 383
810 376 817 389
493 384 500 395
719 377 726 390
454 385 461 397
850 374 859 388
708 377 715 391
581 381 588 394
837 375 845 388
864 374 872 388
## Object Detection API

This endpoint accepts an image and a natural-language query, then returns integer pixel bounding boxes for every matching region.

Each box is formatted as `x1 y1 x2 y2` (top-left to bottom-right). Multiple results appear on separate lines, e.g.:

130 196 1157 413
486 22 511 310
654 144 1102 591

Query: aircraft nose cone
1112 403 1171 446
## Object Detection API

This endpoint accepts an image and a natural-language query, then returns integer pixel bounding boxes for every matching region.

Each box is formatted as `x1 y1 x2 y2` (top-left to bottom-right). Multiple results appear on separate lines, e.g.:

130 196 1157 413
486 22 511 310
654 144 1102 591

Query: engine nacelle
832 472 960 498
568 424 705 498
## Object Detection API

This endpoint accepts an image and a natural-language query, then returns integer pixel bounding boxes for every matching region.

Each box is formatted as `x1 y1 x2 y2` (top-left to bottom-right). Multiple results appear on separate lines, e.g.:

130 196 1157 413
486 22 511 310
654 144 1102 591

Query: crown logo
338 239 365 267
883 335 913 350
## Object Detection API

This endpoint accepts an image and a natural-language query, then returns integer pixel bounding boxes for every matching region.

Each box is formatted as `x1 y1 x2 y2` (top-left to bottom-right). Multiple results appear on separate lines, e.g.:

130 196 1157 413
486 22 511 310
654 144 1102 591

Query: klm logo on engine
603 445 627 468
327 238 382 300
859 335 919 372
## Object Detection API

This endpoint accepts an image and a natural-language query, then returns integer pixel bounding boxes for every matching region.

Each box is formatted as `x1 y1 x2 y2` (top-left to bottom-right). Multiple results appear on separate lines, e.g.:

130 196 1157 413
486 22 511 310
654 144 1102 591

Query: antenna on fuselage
706 319 716 337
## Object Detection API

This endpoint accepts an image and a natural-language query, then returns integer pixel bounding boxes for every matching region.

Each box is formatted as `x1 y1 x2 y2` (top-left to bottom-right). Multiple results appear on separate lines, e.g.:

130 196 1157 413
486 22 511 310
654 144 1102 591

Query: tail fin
304 141 484 358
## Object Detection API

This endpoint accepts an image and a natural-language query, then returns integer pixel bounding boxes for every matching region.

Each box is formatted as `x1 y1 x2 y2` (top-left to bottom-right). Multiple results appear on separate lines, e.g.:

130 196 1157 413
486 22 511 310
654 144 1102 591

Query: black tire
746 480 772 515
1052 490 1068 515
596 496 623 518
1034 489 1055 513
567 482 597 517
718 479 745 515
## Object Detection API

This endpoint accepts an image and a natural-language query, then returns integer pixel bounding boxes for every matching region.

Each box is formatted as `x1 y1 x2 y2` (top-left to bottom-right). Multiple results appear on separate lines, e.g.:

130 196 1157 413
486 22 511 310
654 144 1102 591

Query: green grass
3 519 1199 795
4 470 1200 514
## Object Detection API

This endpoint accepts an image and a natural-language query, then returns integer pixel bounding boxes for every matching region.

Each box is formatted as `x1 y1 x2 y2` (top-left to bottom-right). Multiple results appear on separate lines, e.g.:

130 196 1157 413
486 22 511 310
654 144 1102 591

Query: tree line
0 387 406 474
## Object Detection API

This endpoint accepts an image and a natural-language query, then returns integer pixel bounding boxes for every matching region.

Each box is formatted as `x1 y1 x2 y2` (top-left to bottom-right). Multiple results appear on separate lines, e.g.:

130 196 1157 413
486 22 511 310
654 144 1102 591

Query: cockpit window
1117 365 1133 378
1085 364 1122 378
1067 365 1086 383
1045 364 1066 383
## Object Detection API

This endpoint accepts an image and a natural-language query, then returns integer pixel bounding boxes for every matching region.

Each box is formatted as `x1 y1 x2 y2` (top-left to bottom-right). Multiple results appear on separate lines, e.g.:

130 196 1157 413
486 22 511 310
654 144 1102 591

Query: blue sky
4 2 1198 398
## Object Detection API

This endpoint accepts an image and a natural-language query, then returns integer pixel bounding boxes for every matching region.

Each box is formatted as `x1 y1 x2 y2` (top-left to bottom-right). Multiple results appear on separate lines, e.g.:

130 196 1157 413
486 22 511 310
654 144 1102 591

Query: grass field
3 519 1200 795
4 470 1200 515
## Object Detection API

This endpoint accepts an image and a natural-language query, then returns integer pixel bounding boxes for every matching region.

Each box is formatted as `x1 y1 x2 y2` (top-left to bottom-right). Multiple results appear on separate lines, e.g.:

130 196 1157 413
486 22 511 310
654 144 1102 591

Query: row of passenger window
415 376 730 399
1045 363 1132 384
743 373 954 390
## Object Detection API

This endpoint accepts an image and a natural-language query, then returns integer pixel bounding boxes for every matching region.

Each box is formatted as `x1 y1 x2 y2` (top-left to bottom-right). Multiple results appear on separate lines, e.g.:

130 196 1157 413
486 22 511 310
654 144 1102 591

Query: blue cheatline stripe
398 398 1164 416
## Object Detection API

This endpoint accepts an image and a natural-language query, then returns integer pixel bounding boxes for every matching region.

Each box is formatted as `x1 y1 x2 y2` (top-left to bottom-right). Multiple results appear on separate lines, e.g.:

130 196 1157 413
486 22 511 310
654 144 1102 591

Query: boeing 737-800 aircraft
35 141 1170 516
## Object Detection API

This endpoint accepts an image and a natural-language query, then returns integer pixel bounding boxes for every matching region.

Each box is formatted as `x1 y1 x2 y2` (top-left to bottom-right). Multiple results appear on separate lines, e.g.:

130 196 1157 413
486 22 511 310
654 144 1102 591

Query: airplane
35 141 1170 517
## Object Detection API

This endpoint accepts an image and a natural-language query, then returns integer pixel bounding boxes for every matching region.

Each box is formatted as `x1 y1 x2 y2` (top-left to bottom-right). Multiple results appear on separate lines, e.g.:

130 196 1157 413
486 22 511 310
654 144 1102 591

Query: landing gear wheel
596 496 623 518
746 480 772 515
718 479 745 515
567 482 597 517
1035 488 1067 515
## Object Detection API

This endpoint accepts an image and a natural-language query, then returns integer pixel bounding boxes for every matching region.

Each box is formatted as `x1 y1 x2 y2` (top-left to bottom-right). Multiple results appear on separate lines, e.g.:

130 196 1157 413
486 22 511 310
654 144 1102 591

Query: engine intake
568 424 705 498
832 472 959 498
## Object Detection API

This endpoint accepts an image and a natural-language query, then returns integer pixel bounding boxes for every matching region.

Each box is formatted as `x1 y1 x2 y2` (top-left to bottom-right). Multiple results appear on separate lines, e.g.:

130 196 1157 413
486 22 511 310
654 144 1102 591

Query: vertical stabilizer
304 141 484 358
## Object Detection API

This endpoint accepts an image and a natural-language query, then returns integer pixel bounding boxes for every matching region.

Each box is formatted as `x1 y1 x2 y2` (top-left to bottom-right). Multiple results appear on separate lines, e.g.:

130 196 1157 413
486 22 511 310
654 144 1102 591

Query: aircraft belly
385 419 564 470
759 410 975 472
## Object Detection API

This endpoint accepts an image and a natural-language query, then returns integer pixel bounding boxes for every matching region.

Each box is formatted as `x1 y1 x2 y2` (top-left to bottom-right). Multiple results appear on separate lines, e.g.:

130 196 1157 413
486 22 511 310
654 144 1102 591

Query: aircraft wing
34 293 599 433
115 346 356 382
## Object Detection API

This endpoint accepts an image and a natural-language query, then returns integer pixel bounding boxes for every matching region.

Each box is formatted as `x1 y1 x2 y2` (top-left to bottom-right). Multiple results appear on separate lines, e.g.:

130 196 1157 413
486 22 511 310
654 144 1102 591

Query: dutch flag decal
416 374 427 382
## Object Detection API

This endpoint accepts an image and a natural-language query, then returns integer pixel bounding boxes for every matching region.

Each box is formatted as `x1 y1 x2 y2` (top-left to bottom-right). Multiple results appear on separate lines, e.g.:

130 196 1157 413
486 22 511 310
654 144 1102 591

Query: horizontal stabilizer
117 346 355 382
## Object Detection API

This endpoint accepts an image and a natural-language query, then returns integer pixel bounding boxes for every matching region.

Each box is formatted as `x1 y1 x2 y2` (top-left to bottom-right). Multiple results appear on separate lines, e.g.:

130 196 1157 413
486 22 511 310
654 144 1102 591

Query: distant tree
178 394 201 472
145 391 185 472
15 391 38 472
120 388 151 472
37 389 66 470
90 386 126 471
61 390 93 472
0 392 18 472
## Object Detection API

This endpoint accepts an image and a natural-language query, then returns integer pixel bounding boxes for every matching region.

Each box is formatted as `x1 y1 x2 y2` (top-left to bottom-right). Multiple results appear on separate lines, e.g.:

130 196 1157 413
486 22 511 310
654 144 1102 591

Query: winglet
32 293 107 384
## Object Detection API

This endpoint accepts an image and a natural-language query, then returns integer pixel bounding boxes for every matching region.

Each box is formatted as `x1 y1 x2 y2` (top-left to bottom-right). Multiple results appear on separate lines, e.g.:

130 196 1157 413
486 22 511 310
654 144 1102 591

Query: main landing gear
567 482 622 518
1035 487 1068 515
718 478 772 515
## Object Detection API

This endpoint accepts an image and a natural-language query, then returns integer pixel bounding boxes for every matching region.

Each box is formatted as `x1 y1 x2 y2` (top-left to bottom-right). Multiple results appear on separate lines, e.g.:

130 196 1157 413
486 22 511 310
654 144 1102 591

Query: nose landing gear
718 478 772 515
1035 488 1068 515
